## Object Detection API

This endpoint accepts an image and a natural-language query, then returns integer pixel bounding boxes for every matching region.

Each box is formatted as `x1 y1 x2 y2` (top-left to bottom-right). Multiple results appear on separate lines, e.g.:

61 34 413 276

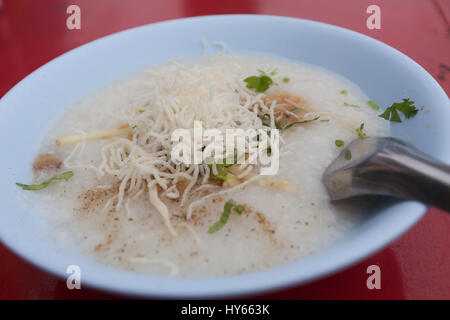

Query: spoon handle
324 137 450 212
378 142 450 212
354 139 450 212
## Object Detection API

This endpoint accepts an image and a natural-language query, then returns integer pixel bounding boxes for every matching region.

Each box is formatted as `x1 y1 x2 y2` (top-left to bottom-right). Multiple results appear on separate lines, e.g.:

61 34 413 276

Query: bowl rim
0 14 447 298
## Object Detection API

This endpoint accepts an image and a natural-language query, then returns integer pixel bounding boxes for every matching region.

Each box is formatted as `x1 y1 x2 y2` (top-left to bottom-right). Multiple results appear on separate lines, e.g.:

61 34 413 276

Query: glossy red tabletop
1 0 449 300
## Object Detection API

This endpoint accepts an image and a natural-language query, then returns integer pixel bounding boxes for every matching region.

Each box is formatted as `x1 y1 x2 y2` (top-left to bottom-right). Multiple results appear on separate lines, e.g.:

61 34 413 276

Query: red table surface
0 0 449 300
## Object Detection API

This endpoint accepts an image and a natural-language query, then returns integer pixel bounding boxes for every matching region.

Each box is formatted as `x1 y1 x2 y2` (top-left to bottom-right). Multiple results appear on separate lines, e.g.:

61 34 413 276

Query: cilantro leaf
379 99 418 122
244 71 273 92
16 171 74 190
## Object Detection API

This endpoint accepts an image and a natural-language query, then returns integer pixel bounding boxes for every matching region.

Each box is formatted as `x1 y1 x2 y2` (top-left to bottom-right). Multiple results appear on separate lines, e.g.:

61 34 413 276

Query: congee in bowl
18 53 394 277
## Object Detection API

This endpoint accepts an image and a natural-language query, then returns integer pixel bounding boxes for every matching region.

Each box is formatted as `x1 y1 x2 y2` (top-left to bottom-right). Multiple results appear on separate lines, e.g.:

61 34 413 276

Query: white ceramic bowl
0 15 448 298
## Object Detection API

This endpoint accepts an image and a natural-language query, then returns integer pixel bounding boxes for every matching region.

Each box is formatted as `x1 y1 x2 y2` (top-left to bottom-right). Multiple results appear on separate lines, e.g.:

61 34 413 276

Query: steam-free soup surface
23 54 389 277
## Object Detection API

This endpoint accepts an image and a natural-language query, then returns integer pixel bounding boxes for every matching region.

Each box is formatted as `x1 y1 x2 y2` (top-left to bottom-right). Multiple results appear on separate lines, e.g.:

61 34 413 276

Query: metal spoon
323 137 450 212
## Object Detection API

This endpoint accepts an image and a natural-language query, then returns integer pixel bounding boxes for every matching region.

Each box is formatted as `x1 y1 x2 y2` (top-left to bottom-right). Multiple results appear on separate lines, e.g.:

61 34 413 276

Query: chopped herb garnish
379 98 418 122
335 140 344 147
368 100 380 111
275 119 287 130
213 163 229 181
340 89 348 95
356 122 366 138
244 71 273 93
233 204 245 214
344 149 352 160
259 113 319 130
344 102 360 108
258 69 277 76
16 171 74 190
282 77 290 83
208 199 245 233
260 113 286 130
282 116 320 130
290 107 300 112
259 113 271 125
